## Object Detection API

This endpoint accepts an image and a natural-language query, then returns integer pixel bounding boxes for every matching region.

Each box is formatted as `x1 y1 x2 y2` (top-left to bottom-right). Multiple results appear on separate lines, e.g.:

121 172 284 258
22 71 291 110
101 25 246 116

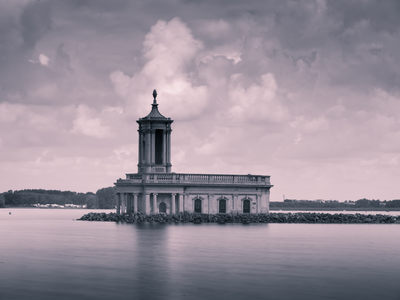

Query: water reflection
131 223 171 299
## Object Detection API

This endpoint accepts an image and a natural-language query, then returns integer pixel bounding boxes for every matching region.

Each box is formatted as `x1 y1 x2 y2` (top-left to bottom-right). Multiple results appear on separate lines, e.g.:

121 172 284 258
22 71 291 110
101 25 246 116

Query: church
114 90 272 215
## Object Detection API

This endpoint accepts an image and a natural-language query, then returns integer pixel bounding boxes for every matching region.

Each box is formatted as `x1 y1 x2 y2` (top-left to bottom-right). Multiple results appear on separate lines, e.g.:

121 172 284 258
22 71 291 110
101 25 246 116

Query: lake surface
1 208 400 300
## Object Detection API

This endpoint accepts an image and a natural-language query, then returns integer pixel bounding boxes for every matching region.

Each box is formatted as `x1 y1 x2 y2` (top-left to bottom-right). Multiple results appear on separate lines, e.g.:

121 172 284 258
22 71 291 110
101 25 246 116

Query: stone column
208 194 214 214
162 131 166 165
130 193 133 213
168 132 171 164
171 193 176 215
151 130 155 164
233 194 238 213
129 194 133 214
179 194 183 213
145 131 151 168
133 194 138 213
126 193 130 214
142 130 150 165
203 195 208 214
122 193 126 214
145 193 151 215
117 193 121 215
120 193 125 214
265 190 270 213
166 130 171 171
185 194 192 213
138 132 142 165
153 193 158 214
125 193 129 214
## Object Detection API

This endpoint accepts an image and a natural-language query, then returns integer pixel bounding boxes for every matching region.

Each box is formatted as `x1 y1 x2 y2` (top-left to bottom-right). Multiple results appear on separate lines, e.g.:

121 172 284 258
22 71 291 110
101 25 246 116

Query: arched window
159 202 166 213
243 199 250 213
194 198 202 213
219 199 226 213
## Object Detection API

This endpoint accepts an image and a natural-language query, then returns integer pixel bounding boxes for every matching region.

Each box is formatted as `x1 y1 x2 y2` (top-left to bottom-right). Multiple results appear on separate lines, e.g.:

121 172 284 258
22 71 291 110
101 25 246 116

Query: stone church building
115 90 272 215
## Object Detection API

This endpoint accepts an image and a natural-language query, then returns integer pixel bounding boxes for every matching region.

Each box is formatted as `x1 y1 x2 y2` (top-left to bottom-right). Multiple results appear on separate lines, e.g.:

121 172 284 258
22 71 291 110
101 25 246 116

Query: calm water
1 209 400 300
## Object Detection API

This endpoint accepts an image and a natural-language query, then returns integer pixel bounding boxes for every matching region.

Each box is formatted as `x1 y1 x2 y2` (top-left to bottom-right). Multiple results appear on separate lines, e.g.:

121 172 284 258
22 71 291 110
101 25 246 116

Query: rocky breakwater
78 212 400 224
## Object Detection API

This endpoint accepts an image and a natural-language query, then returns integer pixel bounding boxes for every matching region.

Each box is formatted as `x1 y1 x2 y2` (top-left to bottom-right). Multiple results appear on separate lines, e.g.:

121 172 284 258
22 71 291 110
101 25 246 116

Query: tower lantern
137 90 173 173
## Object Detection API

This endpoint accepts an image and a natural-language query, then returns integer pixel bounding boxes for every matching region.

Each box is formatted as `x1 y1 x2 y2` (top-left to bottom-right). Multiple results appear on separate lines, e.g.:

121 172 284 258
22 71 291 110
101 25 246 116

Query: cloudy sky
1 0 400 201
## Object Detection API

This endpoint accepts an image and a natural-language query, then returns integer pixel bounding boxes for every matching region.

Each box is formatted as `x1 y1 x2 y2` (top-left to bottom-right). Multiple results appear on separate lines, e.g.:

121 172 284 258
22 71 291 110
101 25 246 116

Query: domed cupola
137 90 173 173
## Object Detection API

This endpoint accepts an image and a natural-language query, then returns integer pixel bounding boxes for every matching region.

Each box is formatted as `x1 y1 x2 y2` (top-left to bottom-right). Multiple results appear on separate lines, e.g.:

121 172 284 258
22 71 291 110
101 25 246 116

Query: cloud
110 17 209 120
227 73 288 123
20 0 52 49
54 43 72 72
290 116 329 133
2 0 400 201
38 53 49 66
142 18 202 76
72 105 111 138
0 102 26 123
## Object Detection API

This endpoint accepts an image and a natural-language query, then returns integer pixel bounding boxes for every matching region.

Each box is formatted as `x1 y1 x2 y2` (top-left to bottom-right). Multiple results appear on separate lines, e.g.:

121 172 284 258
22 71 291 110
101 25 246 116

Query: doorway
219 199 226 213
159 202 166 213
243 199 250 213
194 199 202 213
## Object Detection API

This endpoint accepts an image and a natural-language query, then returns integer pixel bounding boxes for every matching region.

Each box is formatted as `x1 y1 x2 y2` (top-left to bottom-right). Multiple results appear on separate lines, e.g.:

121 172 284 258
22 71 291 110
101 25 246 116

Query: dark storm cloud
1 0 400 200
329 0 400 33
20 0 52 49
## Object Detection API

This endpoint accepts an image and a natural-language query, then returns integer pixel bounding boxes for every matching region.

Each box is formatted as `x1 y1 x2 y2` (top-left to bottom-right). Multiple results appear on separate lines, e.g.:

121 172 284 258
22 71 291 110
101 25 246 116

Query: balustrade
118 173 270 186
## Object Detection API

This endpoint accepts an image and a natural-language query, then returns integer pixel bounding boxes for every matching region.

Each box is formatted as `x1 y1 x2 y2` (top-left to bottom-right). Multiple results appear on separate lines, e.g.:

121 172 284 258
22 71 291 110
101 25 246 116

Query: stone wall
116 184 270 215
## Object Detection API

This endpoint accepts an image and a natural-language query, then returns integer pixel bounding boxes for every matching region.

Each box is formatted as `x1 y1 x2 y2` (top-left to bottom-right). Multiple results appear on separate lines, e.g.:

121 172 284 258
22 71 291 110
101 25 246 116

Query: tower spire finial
152 89 157 105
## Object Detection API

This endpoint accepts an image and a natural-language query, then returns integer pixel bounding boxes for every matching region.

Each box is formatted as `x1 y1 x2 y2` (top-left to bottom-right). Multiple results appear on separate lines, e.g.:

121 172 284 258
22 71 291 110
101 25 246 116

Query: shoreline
78 212 400 224
3 206 400 211
270 208 400 211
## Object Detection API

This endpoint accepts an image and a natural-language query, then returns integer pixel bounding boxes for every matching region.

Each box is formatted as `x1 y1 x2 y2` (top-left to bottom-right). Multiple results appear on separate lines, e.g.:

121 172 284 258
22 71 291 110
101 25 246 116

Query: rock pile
78 212 400 224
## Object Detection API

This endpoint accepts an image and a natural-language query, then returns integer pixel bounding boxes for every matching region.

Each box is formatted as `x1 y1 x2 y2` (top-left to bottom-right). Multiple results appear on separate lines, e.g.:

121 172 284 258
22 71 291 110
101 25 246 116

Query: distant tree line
0 187 116 209
270 198 400 210
2 191 399 210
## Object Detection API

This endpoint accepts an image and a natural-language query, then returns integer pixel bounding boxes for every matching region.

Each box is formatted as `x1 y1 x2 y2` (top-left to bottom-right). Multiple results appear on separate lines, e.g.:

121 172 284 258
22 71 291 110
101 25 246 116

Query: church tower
137 90 173 173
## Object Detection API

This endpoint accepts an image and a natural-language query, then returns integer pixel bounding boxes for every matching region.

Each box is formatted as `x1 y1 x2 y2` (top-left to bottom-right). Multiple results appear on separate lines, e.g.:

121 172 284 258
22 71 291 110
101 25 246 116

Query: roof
138 89 172 122
141 104 168 120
